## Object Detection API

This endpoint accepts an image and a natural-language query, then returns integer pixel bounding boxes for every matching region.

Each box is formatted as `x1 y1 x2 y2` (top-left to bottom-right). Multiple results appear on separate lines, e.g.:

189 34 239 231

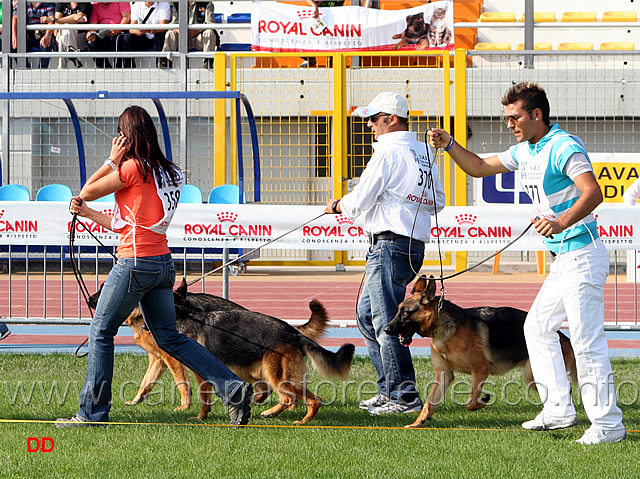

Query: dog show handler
57 105 252 427
428 82 626 445
325 91 445 415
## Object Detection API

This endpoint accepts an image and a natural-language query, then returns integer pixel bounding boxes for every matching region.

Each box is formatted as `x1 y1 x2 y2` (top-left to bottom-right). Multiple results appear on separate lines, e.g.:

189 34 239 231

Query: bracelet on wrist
443 136 455 152
331 200 340 214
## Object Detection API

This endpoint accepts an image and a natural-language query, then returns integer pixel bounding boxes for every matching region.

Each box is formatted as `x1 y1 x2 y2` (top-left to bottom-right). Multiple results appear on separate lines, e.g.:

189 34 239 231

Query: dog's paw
124 399 141 406
174 404 191 411
480 393 491 405
404 420 426 429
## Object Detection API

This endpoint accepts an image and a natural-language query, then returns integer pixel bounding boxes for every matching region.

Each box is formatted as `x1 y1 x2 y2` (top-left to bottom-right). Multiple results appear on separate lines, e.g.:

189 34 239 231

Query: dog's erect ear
412 276 428 294
422 275 437 301
174 277 188 300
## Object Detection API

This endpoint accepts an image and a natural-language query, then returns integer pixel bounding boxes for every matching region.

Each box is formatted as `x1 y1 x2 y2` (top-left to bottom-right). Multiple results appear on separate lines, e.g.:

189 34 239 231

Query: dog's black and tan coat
385 275 577 428
90 279 354 424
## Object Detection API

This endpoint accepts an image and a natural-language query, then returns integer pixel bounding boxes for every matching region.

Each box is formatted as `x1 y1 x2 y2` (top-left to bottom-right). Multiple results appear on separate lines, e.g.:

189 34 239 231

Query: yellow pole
333 53 347 267
453 48 468 272
213 52 227 186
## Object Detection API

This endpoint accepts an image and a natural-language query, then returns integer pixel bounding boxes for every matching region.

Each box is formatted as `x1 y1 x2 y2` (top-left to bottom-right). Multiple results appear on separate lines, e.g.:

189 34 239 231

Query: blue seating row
0 183 246 205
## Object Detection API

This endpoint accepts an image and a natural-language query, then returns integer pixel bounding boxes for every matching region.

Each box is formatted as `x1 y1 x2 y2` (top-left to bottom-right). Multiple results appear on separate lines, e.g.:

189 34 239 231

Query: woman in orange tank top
57 106 252 427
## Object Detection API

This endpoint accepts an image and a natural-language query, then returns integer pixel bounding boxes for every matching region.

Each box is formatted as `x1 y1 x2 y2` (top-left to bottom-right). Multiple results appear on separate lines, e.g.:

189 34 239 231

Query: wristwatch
104 158 117 170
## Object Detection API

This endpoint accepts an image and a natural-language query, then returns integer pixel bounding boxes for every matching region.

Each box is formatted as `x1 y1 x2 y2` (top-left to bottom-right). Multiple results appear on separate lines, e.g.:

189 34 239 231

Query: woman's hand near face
109 134 128 166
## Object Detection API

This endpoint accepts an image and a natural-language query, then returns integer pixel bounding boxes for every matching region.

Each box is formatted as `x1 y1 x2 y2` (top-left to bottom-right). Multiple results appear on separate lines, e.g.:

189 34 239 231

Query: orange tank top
111 159 183 258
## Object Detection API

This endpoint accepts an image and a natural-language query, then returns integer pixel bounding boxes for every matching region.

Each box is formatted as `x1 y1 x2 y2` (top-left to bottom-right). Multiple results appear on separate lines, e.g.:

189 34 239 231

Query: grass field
0 353 637 478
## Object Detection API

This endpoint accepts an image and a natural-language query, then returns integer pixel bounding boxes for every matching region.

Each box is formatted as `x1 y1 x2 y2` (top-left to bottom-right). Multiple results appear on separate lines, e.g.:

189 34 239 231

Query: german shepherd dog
89 279 355 424
392 12 429 50
385 276 577 428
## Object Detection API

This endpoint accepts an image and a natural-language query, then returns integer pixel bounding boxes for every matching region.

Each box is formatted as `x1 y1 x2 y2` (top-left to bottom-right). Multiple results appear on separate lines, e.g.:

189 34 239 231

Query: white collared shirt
339 130 446 242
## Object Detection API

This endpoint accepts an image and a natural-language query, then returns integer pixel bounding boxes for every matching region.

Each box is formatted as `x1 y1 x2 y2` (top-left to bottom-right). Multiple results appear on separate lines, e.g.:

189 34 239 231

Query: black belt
372 231 412 244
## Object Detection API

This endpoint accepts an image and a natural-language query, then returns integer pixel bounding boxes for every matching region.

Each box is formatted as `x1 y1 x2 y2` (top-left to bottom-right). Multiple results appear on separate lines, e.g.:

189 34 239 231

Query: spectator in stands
52 2 92 68
160 2 219 69
85 1 130 69
120 2 171 68
11 2 56 68
300 1 344 68
623 178 640 206
428 82 626 445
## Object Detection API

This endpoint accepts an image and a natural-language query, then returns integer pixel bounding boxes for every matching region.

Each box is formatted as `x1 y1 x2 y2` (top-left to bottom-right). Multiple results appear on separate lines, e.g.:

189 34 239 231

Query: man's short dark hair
501 82 550 126
395 115 408 128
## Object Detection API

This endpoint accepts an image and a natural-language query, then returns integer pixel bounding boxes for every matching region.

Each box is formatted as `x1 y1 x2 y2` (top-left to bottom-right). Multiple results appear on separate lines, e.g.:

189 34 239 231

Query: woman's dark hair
501 82 551 126
117 106 182 186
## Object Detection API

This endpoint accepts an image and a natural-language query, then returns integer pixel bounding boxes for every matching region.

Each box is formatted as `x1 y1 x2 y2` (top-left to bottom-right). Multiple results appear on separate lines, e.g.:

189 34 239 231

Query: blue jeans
77 254 244 422
357 236 424 406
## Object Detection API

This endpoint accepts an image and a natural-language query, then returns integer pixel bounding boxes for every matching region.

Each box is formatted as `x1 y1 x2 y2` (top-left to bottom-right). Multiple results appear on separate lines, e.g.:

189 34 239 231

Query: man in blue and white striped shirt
428 82 625 445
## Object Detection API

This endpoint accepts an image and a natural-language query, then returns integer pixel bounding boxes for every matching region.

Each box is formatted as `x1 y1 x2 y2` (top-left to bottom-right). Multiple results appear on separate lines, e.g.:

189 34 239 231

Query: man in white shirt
623 178 640 206
428 82 625 445
325 92 446 415
118 1 170 68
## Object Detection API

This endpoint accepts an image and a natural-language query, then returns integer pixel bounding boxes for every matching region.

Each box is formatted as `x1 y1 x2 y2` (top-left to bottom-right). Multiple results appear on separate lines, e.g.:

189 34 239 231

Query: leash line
186 212 328 287
431 222 535 282
3 417 620 433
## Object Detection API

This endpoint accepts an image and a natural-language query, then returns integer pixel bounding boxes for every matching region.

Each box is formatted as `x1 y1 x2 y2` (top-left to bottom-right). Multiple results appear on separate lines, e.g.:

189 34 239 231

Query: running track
1 273 639 356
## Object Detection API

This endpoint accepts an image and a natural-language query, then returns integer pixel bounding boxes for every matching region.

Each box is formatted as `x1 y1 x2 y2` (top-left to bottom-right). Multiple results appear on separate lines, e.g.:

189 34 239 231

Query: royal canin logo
0 208 39 233
593 214 634 239
68 208 113 234
184 212 272 236
432 213 511 239
296 9 323 20
335 215 354 225
217 212 238 223
455 214 477 225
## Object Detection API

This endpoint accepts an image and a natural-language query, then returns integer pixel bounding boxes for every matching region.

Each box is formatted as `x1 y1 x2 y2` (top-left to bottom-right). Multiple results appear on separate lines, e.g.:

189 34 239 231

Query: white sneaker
576 426 627 445
358 393 388 410
522 411 578 431
368 402 422 416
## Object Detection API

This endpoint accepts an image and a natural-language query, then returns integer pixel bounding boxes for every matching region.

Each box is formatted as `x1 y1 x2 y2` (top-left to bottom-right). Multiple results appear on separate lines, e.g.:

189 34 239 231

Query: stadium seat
474 42 511 51
218 43 252 52
226 13 251 23
479 12 516 22
561 12 596 22
179 184 204 204
602 11 637 22
557 42 593 50
599 42 635 51
208 184 246 204
214 13 223 22
35 184 73 201
520 12 556 22
516 42 552 51
93 192 116 202
0 184 30 201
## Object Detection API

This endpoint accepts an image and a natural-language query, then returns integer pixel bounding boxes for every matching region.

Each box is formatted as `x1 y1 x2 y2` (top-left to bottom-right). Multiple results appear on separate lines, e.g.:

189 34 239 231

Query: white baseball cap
352 92 409 119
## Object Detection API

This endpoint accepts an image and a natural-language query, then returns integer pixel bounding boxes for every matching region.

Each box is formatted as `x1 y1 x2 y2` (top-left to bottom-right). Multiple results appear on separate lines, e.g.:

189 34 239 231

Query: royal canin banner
0 203 637 252
251 0 454 53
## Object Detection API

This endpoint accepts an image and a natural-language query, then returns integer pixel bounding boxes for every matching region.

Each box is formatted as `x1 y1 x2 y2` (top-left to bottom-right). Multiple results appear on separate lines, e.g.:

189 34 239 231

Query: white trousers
524 238 624 430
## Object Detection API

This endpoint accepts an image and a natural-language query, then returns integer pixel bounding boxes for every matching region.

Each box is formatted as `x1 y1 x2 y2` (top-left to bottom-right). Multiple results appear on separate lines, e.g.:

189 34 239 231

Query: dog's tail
558 331 579 388
295 299 330 341
302 339 355 380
